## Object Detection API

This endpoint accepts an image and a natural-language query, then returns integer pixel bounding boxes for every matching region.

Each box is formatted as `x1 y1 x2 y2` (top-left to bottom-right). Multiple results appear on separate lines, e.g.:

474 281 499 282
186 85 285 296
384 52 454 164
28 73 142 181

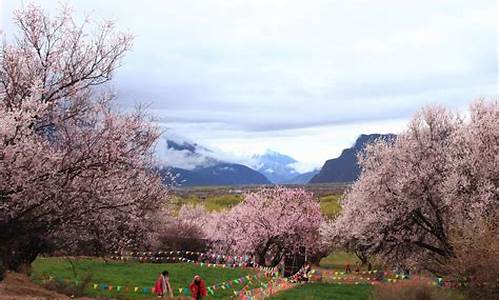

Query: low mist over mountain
159 163 271 187
156 133 398 186
156 136 265 186
310 134 396 184
156 136 221 170
155 135 314 186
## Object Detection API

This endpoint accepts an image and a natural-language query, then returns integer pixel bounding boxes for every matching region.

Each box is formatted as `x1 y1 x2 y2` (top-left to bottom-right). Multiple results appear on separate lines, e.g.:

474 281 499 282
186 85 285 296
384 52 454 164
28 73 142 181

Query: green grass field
171 194 243 212
30 256 374 300
31 257 266 299
318 195 343 219
172 193 343 217
28 193 367 299
267 283 372 300
30 255 466 300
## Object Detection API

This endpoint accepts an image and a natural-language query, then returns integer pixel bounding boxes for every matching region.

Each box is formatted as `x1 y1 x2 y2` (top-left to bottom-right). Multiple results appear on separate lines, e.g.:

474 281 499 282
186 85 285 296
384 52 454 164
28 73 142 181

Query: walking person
162 270 174 298
154 270 173 298
345 263 351 274
189 275 207 300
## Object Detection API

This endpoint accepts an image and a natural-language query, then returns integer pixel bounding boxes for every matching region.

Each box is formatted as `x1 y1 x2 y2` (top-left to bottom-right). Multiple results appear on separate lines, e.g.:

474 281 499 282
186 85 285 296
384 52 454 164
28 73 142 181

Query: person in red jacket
189 275 207 300
154 272 164 297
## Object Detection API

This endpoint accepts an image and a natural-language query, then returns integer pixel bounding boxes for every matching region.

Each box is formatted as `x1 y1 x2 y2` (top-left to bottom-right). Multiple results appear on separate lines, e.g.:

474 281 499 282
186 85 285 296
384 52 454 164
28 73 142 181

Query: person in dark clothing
345 263 351 273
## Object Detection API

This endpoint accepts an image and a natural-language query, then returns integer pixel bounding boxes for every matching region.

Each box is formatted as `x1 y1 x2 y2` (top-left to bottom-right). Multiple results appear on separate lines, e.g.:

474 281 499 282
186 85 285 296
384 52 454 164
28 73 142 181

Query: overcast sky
2 0 498 169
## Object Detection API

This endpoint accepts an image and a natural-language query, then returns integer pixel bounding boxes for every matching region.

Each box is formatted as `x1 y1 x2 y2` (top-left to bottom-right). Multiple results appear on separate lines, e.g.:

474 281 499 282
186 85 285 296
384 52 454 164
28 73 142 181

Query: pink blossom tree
328 100 498 270
0 5 168 272
207 187 323 267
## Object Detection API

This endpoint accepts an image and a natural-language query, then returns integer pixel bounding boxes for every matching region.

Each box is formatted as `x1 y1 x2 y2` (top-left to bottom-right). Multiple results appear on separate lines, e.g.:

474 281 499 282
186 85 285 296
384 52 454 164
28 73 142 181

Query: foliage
369 281 466 300
267 282 372 300
31 257 259 299
326 100 498 270
207 187 323 267
0 4 168 272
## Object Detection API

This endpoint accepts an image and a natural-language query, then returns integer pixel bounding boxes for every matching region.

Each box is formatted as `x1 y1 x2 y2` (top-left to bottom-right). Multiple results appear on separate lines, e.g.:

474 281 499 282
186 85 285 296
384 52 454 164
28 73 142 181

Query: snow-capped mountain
251 150 301 183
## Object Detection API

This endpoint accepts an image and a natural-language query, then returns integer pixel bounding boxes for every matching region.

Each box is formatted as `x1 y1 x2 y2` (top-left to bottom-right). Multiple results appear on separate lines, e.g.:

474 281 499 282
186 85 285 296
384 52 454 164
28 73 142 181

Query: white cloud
2 0 497 165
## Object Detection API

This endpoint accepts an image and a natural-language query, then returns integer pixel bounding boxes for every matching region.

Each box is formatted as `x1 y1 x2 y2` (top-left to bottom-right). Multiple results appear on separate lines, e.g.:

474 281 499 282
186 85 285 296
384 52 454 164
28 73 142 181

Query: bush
438 219 499 300
370 281 466 300
154 205 209 252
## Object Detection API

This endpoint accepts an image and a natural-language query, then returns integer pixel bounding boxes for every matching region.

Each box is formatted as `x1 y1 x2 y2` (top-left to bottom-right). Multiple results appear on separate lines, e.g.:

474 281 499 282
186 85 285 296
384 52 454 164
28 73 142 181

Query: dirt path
0 272 67 300
0 272 97 300
235 278 299 300
0 272 197 300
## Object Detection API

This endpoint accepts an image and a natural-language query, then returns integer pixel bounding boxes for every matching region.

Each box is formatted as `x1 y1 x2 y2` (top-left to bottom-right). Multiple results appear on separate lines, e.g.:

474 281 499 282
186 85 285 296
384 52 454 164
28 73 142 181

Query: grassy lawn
172 193 344 217
31 257 266 299
267 283 372 300
319 251 361 271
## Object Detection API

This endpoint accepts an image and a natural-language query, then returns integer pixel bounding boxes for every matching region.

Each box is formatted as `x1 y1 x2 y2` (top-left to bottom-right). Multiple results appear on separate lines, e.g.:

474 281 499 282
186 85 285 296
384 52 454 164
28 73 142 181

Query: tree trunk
355 250 368 265
269 246 284 267
0 236 45 274
256 240 273 266
256 251 267 266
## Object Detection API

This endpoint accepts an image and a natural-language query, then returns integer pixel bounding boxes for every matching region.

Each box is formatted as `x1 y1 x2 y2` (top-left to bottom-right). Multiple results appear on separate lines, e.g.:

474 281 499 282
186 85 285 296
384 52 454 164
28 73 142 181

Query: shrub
439 218 499 300
370 281 466 300
154 205 209 252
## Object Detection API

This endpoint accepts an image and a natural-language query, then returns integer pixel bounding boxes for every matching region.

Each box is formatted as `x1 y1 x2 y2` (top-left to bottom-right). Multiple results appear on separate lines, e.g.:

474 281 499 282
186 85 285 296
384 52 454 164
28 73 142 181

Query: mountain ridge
310 133 396 184
159 163 272 187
